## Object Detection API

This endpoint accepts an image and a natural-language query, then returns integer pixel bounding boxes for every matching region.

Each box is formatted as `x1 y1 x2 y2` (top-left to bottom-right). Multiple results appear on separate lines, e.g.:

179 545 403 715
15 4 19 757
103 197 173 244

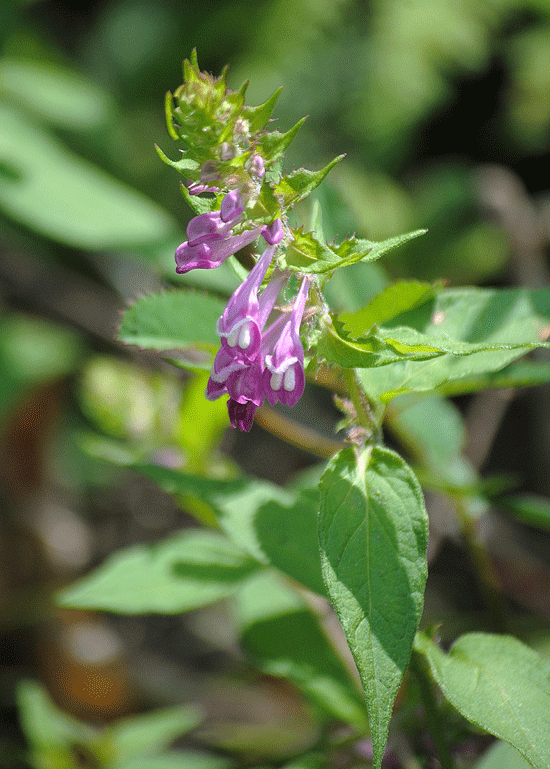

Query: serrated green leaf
280 228 341 273
241 86 283 134
155 144 201 176
57 529 261 614
134 465 327 597
257 117 307 165
355 287 550 401
318 447 428 769
415 632 550 769
333 230 427 268
118 290 226 368
274 155 344 209
235 571 368 730
339 280 439 337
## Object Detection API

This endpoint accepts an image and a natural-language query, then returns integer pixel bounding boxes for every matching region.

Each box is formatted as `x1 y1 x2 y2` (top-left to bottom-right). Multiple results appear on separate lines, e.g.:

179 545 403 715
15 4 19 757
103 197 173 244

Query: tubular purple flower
262 275 310 407
216 244 277 360
205 346 247 401
261 219 284 246
175 226 262 273
220 189 245 222
227 399 257 432
186 210 230 246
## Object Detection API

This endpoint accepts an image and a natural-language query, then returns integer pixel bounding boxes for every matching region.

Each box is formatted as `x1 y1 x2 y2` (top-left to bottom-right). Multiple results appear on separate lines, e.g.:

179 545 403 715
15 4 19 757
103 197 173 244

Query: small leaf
280 228 341 273
241 86 283 134
257 117 307 165
500 494 550 533
333 230 427 268
318 447 428 769
274 155 344 209
415 632 550 769
57 529 261 614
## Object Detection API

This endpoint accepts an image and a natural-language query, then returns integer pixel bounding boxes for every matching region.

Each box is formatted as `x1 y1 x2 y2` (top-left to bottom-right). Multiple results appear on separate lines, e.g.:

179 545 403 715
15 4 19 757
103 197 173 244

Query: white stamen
270 372 283 391
238 322 252 349
283 367 296 392
227 327 240 347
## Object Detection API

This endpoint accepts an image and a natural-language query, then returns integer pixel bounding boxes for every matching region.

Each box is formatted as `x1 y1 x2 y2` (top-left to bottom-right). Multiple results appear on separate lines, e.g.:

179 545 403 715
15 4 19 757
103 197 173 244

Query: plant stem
456 498 508 633
410 651 456 769
342 368 384 441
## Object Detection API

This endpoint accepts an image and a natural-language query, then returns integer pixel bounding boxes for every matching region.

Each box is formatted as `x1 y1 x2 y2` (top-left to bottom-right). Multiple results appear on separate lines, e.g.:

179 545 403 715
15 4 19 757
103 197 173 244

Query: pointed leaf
318 446 428 769
333 230 427 268
257 117 307 165
415 632 550 769
134 465 327 597
57 529 261 614
241 86 283 134
274 155 344 209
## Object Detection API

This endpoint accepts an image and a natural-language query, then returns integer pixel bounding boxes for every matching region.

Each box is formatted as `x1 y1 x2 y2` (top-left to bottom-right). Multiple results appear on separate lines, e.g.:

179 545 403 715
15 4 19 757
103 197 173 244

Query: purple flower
175 226 262 273
175 190 253 274
216 244 281 361
262 219 284 245
262 276 310 406
227 399 257 432
205 346 247 401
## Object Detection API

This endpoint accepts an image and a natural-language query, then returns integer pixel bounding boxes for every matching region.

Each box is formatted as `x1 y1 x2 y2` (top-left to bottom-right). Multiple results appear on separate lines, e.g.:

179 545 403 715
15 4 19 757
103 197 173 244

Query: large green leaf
0 104 178 250
118 290 226 369
235 571 368 730
415 632 550 769
135 465 327 597
57 529 261 614
354 287 550 400
318 447 428 769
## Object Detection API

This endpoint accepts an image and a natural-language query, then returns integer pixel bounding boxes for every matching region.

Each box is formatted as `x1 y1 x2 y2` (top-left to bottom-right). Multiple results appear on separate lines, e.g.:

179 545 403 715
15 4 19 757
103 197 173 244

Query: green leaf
57 529 261 614
415 632 550 769
257 117 307 165
318 447 428 769
235 571 368 730
274 155 344 209
0 58 114 130
102 706 204 765
0 104 178 250
241 86 283 134
332 229 427 268
500 494 550 533
474 740 533 769
135 465 327 597
433 360 550 397
339 280 439 337
280 228 342 273
356 287 550 401
118 290 226 369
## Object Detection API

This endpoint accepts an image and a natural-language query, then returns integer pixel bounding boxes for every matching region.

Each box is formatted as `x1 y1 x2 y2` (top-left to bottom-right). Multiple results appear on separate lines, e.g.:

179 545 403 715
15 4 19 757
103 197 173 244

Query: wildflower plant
57 52 550 769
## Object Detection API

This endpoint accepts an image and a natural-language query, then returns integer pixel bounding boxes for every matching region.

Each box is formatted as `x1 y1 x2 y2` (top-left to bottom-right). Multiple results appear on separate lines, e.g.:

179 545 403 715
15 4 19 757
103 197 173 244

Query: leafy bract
57 529 261 614
274 155 344 211
235 571 368 730
118 290 226 369
134 465 326 597
415 632 550 769
318 447 428 769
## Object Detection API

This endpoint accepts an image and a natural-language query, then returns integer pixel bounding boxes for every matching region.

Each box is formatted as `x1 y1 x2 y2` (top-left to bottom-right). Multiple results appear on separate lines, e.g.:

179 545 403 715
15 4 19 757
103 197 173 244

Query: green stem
342 368 384 441
456 498 508 633
410 652 456 769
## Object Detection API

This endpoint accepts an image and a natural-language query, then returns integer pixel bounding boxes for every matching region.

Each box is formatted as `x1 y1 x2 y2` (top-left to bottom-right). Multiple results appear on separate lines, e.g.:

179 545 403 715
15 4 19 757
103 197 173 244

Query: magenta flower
227 399 257 432
216 244 281 361
262 276 310 407
261 219 284 246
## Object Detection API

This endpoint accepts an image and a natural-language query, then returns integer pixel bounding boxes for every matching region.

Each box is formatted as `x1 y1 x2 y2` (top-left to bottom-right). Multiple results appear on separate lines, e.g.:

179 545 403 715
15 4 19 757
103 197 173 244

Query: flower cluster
175 189 310 432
